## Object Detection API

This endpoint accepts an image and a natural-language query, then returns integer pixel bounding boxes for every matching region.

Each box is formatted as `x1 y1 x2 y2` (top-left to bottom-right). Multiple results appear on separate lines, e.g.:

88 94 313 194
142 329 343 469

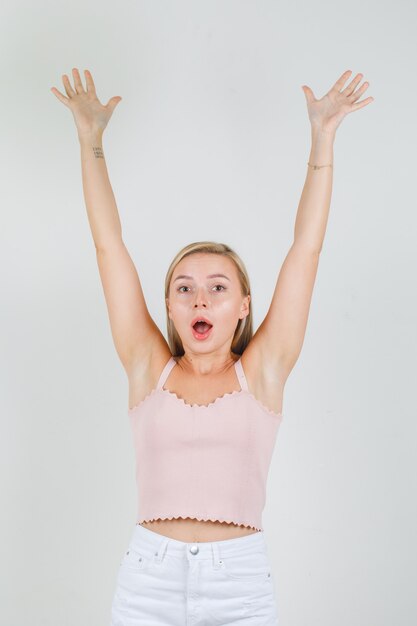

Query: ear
240 294 251 319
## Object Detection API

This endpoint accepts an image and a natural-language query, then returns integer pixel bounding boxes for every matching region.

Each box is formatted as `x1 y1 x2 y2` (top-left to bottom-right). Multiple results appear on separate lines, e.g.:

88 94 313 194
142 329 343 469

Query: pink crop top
127 355 283 532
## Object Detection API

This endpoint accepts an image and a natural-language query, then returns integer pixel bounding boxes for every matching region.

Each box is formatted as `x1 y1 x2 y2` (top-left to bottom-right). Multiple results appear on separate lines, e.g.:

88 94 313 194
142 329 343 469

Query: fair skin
52 67 373 542
166 253 250 376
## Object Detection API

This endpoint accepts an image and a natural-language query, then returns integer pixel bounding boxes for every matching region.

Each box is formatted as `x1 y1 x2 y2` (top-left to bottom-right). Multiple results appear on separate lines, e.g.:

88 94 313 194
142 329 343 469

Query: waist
138 517 260 543
130 521 267 560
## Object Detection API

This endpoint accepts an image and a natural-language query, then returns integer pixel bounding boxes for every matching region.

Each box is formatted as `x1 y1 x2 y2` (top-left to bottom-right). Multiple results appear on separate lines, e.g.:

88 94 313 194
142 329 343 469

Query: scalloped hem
136 514 262 532
128 386 283 419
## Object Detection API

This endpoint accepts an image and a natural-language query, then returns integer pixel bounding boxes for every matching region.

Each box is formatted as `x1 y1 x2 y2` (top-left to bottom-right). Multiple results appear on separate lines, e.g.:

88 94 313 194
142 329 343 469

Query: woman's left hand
302 70 374 136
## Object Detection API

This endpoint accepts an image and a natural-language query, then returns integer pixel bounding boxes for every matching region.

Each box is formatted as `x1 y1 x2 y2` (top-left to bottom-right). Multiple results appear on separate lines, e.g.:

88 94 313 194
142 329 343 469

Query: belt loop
154 537 169 564
211 541 221 570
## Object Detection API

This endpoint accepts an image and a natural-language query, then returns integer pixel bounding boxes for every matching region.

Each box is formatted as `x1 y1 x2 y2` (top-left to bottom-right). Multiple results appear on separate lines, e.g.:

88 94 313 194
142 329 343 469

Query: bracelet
307 162 333 170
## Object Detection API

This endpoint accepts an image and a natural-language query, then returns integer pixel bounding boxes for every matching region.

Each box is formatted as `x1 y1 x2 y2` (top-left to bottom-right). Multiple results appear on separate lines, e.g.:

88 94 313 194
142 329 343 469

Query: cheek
216 303 241 326
221 299 241 314
170 302 191 321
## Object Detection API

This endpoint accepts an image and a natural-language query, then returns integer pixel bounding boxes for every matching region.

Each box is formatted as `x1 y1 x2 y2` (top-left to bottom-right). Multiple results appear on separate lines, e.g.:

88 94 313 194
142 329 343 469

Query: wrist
78 131 104 146
311 125 336 144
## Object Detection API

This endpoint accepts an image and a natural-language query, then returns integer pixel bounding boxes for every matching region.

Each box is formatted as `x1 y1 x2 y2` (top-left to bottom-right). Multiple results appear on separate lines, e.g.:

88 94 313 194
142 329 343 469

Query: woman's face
166 253 250 355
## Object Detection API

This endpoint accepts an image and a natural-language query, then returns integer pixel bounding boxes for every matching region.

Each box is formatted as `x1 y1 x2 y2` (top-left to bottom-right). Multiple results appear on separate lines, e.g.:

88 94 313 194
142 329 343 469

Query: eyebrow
173 273 231 282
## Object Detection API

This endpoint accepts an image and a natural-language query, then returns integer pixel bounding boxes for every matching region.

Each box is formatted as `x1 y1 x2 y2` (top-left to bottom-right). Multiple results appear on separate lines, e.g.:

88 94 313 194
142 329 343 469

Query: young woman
51 68 373 625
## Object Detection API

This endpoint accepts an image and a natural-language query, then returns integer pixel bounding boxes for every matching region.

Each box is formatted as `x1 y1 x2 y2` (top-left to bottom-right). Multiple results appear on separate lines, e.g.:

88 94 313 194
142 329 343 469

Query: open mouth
193 321 212 333
191 318 213 339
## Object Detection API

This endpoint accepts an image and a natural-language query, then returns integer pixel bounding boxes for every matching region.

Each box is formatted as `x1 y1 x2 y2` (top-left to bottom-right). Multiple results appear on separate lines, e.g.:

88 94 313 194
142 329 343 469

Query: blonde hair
164 241 253 357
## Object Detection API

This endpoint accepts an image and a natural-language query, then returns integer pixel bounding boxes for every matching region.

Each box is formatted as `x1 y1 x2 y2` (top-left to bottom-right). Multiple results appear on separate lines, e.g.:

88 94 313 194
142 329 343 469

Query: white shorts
110 522 279 625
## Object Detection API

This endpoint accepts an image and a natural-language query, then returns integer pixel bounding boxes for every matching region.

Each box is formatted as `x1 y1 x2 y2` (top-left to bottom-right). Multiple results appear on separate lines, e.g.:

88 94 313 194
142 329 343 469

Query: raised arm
248 70 374 382
51 68 168 374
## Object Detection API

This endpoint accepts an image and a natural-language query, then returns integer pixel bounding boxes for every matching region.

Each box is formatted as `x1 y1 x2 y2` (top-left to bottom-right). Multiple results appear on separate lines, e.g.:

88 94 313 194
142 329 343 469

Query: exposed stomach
138 517 259 543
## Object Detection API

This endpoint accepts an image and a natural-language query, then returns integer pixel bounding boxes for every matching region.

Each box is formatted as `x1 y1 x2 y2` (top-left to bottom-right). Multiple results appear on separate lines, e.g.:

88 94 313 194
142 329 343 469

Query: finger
62 74 76 97
84 69 97 95
301 85 316 103
349 81 370 103
50 86 70 106
343 73 364 97
331 70 353 93
71 67 85 94
350 96 374 112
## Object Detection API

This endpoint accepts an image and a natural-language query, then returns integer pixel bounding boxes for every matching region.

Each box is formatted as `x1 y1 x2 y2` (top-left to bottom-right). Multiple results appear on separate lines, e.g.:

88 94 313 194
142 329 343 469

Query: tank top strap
156 356 177 390
234 357 249 392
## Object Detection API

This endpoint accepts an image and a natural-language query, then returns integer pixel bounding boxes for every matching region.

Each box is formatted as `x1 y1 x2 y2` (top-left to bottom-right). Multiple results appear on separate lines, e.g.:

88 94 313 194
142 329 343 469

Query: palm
302 70 374 135
51 68 122 138
72 94 110 135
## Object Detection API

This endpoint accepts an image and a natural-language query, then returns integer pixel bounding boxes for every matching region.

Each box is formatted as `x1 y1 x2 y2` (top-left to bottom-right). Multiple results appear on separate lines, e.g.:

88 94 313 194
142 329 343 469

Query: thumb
301 85 315 103
106 96 122 113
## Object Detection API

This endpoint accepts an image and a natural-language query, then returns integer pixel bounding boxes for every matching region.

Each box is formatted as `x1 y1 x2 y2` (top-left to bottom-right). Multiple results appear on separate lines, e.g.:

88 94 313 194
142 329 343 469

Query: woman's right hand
51 68 122 140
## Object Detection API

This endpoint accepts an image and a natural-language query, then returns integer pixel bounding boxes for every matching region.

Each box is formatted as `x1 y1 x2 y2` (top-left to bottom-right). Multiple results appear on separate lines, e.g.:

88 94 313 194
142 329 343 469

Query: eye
177 284 226 293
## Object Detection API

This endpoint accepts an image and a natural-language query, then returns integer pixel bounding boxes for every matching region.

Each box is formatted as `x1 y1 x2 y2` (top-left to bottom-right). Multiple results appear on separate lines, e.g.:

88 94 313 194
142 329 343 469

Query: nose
193 287 208 307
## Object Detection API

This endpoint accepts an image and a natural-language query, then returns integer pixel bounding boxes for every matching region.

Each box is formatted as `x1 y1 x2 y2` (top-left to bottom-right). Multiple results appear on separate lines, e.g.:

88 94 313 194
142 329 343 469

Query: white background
1 1 416 624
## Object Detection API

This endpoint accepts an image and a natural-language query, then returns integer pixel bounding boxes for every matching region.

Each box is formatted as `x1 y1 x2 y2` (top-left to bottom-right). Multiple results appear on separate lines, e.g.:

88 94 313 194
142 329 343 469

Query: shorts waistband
127 523 267 565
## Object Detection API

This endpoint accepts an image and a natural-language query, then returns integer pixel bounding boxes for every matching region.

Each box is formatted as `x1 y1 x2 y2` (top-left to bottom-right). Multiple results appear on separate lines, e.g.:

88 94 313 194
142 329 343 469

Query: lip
190 315 213 328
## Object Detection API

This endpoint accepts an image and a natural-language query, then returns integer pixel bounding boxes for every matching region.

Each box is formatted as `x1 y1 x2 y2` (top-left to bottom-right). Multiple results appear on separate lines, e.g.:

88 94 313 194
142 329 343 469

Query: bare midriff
138 517 259 543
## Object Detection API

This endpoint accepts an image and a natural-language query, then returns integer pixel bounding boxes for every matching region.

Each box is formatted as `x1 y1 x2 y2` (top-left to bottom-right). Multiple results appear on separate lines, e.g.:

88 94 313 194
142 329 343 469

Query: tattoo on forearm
93 146 104 158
